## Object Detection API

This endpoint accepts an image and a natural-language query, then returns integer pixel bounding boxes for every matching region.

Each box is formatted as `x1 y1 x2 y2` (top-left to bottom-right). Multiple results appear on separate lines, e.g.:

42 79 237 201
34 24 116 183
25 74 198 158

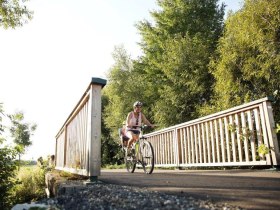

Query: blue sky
0 0 243 160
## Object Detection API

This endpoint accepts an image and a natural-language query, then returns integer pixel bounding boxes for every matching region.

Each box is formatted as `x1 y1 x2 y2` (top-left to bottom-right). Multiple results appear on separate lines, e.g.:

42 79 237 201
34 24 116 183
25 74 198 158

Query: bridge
52 78 280 209
54 77 280 179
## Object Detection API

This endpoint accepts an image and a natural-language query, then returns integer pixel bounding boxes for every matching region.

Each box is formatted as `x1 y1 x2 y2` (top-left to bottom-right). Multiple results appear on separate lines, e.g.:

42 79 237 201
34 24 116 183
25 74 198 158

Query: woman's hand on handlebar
143 124 157 129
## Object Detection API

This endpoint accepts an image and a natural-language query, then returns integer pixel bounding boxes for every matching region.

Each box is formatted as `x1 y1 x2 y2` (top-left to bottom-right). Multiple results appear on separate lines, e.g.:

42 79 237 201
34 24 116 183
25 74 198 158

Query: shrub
0 147 17 210
9 166 46 204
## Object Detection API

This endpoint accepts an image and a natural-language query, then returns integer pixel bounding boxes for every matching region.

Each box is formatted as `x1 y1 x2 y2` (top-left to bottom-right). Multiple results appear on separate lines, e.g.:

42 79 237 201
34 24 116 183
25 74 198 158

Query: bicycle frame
122 125 155 174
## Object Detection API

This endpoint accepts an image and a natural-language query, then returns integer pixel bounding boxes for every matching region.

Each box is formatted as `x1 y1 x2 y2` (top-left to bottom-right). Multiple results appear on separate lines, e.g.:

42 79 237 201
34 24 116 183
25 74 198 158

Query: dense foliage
101 95 123 166
0 104 16 209
103 0 225 131
101 0 280 165
103 46 136 136
0 146 17 209
0 0 33 28
206 0 280 122
135 0 225 127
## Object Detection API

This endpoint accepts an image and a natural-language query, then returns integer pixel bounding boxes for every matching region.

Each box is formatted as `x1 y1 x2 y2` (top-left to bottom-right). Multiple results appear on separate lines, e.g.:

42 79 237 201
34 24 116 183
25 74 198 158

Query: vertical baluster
167 131 170 165
183 128 187 164
210 121 215 163
83 103 88 168
197 124 202 163
214 119 221 163
159 134 162 165
156 136 159 165
166 132 170 164
194 125 198 163
229 115 237 163
253 108 263 153
179 128 184 164
205 122 211 163
224 116 231 162
164 133 167 164
235 113 243 162
201 123 207 163
190 126 195 164
247 110 256 161
219 118 225 163
187 127 191 164
241 112 250 162
170 131 174 165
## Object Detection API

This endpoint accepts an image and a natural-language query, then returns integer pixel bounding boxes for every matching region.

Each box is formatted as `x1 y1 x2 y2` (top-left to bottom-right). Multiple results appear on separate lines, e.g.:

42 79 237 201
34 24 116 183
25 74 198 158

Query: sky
0 0 243 160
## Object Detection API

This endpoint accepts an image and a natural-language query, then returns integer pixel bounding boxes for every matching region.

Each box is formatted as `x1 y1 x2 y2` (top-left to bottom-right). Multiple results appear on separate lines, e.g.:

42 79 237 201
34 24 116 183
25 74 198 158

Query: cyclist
125 101 154 150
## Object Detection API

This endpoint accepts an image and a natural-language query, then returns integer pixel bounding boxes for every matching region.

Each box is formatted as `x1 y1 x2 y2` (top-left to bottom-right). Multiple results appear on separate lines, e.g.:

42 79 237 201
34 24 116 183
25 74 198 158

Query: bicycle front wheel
140 140 154 174
125 151 136 173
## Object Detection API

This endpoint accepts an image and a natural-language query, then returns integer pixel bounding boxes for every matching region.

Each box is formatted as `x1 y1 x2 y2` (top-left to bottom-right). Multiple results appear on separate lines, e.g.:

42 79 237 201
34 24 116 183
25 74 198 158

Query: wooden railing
55 78 106 178
145 97 280 168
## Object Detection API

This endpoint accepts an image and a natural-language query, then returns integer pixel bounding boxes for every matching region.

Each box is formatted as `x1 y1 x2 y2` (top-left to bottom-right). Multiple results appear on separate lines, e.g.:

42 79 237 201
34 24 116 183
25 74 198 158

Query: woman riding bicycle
125 101 154 149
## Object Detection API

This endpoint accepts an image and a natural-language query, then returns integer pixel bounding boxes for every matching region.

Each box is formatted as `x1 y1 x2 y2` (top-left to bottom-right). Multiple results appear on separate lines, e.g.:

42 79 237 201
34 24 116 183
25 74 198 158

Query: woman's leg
126 131 139 148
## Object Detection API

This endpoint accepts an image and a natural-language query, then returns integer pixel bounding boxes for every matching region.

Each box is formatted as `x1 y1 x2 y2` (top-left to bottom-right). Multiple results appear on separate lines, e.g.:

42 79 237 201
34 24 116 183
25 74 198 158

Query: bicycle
119 125 155 174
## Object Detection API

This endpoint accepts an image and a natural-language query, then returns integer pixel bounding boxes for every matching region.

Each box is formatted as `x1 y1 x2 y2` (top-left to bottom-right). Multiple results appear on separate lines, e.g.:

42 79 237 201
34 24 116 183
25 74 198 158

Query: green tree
8 111 37 163
135 0 225 126
103 45 139 136
207 0 280 122
102 45 158 165
0 0 33 29
0 104 17 210
0 146 17 209
155 35 212 125
102 46 135 165
101 95 122 166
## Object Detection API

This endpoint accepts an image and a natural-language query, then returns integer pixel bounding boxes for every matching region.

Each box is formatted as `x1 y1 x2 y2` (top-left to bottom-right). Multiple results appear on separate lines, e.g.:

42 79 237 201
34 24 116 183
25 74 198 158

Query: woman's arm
141 113 154 127
126 112 133 128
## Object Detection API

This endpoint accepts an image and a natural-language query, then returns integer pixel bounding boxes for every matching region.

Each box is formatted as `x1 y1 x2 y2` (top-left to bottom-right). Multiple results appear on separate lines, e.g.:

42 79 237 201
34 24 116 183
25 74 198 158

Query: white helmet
133 101 143 107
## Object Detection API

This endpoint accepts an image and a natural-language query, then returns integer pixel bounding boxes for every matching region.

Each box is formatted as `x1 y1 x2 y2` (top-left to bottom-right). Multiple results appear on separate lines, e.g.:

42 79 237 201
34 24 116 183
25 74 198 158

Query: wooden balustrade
55 78 106 178
145 97 280 168
56 90 279 173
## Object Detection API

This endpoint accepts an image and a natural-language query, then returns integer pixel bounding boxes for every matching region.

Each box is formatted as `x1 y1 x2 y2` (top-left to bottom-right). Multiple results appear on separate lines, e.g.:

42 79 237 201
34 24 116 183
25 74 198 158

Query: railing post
262 100 280 166
87 78 106 182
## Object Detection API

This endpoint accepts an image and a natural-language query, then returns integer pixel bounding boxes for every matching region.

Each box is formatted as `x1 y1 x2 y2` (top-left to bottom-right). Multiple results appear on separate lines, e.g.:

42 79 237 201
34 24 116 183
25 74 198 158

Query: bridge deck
99 168 280 210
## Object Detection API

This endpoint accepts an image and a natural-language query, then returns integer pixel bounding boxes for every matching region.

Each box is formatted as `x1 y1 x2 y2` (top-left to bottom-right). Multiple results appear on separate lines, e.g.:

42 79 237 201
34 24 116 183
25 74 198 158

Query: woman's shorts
126 129 140 135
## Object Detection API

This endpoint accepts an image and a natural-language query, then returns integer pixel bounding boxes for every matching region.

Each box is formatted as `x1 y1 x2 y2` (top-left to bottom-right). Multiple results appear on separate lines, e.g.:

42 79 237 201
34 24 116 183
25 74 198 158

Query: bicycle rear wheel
140 140 154 174
125 150 136 173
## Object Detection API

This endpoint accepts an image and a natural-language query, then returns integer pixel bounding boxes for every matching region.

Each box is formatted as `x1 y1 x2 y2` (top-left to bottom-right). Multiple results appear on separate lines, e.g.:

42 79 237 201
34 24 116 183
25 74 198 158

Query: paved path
99 168 280 209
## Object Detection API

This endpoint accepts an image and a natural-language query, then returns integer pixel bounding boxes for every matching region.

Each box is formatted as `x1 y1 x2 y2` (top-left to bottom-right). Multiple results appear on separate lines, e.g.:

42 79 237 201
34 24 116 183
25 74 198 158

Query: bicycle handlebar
130 125 156 129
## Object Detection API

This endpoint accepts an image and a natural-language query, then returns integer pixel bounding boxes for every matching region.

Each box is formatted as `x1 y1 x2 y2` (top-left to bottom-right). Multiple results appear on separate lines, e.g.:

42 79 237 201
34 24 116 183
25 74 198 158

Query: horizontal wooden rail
145 97 280 168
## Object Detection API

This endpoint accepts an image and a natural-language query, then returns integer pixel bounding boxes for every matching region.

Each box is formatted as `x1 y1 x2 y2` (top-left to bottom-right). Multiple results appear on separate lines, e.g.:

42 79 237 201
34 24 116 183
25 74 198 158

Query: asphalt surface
99 168 280 210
